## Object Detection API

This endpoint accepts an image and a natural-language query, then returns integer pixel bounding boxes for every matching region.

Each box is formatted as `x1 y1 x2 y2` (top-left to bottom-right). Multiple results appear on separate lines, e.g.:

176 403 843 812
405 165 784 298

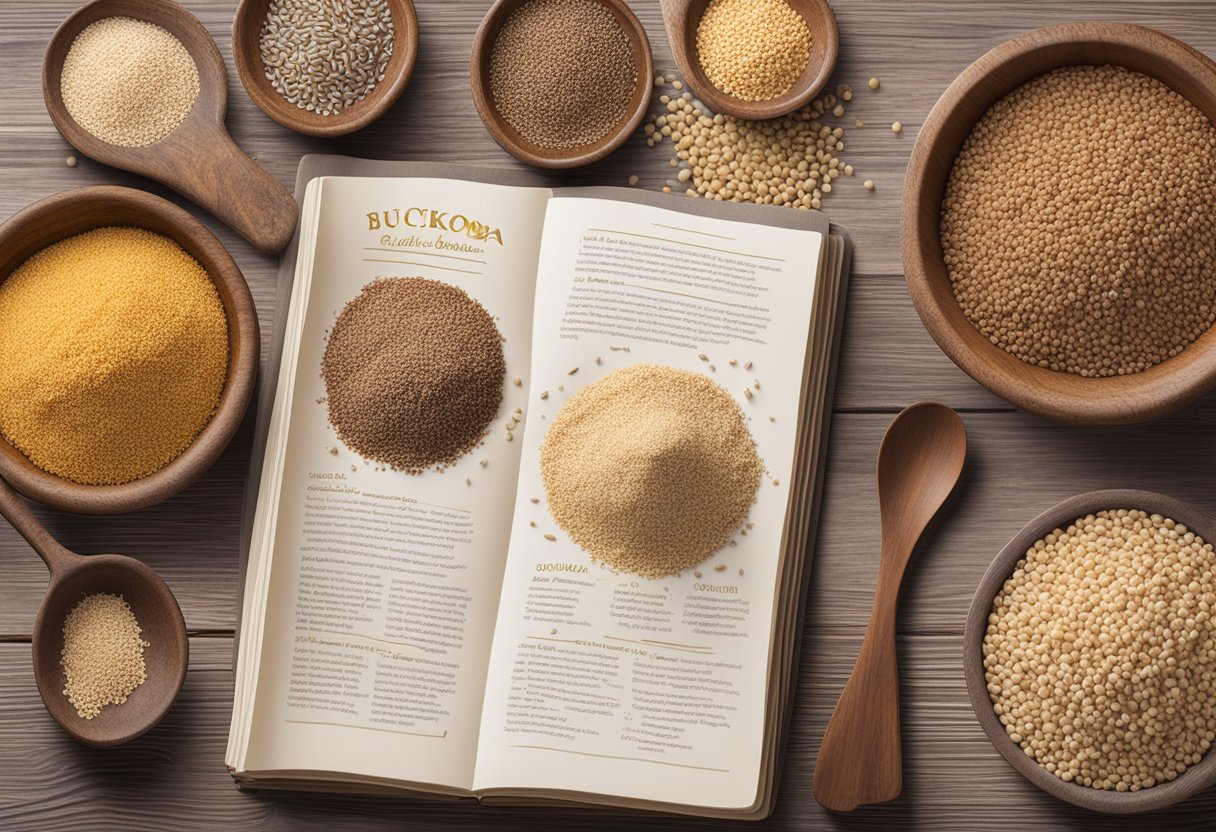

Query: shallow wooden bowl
903 22 1216 425
0 186 259 515
659 0 838 120
43 0 298 253
965 489 1216 814
232 0 418 138
470 0 654 169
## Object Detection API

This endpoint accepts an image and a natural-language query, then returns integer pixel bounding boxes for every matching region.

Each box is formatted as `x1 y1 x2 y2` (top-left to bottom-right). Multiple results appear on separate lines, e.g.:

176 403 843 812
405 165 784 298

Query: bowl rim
231 0 419 138
963 488 1216 814
902 22 1216 426
469 0 654 170
0 185 259 515
674 0 839 120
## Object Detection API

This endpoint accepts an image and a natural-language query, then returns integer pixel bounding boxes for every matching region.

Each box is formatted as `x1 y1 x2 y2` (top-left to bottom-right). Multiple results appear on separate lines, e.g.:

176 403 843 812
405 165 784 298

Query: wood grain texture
2 0 1216 828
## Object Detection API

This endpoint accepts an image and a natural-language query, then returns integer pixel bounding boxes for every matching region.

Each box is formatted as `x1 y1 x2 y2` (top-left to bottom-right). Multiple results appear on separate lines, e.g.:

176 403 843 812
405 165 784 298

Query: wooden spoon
812 402 966 811
658 0 838 120
42 0 297 254
0 477 188 747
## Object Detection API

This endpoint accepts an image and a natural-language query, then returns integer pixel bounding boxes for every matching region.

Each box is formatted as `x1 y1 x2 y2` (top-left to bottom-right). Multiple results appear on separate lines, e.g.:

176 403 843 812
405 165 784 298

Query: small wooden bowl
43 0 298 254
904 22 1216 426
0 186 259 515
660 0 838 120
470 0 654 169
231 0 418 138
965 489 1216 814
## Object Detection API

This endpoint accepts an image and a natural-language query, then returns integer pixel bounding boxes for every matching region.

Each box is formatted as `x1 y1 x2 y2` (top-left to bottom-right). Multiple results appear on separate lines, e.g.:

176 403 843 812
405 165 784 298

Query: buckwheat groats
540 364 762 578
984 510 1216 791
941 66 1216 378
321 277 505 474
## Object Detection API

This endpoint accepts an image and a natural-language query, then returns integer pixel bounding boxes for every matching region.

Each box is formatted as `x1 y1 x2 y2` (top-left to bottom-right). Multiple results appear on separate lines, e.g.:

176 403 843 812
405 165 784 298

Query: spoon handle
812 580 902 811
0 477 76 576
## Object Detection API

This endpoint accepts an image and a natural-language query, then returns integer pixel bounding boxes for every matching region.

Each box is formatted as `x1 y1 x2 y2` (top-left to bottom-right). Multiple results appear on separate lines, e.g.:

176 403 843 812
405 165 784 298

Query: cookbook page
241 175 550 790
473 195 822 810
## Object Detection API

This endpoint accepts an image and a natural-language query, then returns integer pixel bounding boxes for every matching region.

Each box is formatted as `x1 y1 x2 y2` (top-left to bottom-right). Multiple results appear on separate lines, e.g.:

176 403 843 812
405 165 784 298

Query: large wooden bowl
231 0 418 138
0 186 259 515
470 0 653 169
903 23 1216 425
964 489 1216 814
659 0 838 120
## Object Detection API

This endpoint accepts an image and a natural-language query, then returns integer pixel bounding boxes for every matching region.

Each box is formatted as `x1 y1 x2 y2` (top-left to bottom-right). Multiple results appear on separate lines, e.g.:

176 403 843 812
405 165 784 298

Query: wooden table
2 1 1215 829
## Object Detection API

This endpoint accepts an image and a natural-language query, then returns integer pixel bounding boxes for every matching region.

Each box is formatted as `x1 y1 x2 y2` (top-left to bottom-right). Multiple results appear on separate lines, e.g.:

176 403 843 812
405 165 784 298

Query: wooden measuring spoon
658 0 838 120
42 0 297 254
0 478 188 747
812 403 966 811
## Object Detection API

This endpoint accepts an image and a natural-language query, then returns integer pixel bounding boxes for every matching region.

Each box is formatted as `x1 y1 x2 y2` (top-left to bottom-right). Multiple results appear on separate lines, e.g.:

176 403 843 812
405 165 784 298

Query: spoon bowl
43 0 298 253
659 0 838 120
813 403 965 811
0 479 187 747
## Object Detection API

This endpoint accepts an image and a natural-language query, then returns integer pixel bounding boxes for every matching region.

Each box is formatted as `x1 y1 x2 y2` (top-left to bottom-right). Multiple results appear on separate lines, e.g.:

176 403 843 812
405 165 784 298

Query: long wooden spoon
0 477 188 746
812 402 966 811
42 0 298 254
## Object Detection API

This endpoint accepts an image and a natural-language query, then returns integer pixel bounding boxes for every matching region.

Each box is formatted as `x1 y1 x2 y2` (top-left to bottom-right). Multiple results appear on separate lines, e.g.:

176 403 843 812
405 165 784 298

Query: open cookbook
226 156 851 819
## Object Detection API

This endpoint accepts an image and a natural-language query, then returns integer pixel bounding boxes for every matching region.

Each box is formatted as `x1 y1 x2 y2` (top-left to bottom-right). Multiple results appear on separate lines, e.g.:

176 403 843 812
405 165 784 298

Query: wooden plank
2 635 1213 830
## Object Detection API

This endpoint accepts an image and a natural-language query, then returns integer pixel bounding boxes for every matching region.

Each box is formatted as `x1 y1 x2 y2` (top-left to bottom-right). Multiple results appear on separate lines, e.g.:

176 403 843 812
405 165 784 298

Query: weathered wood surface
3 0 1216 828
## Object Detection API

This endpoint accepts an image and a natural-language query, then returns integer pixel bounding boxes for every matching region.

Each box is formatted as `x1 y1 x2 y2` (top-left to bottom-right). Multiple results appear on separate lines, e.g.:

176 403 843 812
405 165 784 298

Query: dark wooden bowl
0 186 259 515
659 0 838 120
903 22 1216 425
964 489 1216 814
470 0 653 169
42 0 298 254
231 0 418 138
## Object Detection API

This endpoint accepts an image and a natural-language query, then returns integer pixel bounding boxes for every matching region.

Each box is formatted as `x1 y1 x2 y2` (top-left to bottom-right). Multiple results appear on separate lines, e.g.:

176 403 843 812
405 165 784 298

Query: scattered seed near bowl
540 364 762 579
259 0 395 118
890 121 902 133
65 156 77 168
695 0 811 102
868 77 880 90
321 277 505 474
489 0 637 150
0 227 228 485
61 593 148 720
942 65 1216 378
863 179 875 191
984 509 1216 791
60 17 199 147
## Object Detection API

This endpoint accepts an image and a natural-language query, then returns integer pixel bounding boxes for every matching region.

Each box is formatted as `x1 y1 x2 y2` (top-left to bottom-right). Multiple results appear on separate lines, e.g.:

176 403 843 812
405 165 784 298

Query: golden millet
0 227 229 485
695 0 811 102
942 66 1216 378
984 510 1216 792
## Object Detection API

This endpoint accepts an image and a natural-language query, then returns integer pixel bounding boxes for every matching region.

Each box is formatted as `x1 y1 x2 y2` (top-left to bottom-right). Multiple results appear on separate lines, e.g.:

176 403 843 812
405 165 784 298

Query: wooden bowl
964 489 1216 814
0 186 259 515
231 0 418 138
903 22 1216 425
659 0 838 120
43 0 298 254
470 0 653 169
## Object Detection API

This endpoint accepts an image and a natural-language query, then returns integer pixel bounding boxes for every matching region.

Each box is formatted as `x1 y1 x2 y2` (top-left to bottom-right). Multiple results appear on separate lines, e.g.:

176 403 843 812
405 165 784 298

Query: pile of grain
260 0 395 117
984 509 1216 791
645 79 850 208
321 277 505 473
540 364 762 578
60 16 200 147
61 593 149 720
0 227 229 486
942 66 1216 377
695 0 811 101
489 0 637 150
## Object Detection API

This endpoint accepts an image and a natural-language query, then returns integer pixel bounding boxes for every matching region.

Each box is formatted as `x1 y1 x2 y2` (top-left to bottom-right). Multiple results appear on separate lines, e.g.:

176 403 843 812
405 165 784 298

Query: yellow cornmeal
0 227 228 485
